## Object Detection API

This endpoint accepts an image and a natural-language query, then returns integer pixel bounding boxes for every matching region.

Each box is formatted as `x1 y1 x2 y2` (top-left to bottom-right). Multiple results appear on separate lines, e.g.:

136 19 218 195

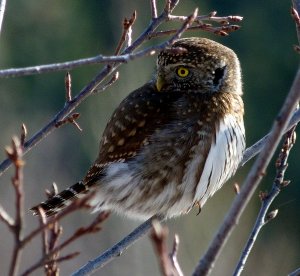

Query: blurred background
0 1 299 275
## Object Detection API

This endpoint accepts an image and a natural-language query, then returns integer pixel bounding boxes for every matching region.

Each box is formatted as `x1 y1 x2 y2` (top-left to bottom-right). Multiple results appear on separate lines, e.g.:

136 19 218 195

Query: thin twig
93 71 119 94
0 0 6 36
292 2 300 44
150 0 158 19
114 11 137 55
20 124 27 148
22 191 96 247
150 220 175 276
65 72 72 102
170 235 184 276
72 215 164 276
0 204 14 230
55 112 82 132
149 24 240 38
21 252 80 276
21 212 110 276
6 137 25 276
240 108 300 166
43 183 63 275
233 127 297 276
0 12 242 79
288 267 300 276
192 66 300 276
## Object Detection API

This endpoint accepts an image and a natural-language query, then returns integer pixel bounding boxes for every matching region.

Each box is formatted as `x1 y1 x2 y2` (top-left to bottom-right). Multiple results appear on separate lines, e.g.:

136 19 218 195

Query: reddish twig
65 71 72 102
115 11 137 55
23 191 96 247
151 220 183 276
5 137 25 276
21 212 110 276
93 71 119 94
20 124 27 148
21 252 80 276
43 183 63 275
55 113 82 132
170 235 184 276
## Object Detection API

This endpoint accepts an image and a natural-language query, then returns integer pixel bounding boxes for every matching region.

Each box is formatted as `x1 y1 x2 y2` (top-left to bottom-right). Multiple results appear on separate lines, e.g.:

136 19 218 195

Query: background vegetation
0 1 299 275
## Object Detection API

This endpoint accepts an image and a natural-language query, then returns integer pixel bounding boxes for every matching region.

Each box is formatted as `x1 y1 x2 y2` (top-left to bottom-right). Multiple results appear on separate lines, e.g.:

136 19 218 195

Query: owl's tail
30 181 89 217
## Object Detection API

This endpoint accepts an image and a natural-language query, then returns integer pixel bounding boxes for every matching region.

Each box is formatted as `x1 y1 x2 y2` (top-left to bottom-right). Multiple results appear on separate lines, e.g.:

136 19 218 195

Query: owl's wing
83 82 182 184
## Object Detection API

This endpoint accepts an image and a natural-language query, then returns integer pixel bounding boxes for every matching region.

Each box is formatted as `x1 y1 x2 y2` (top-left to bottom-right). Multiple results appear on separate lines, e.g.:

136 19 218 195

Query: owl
31 37 245 220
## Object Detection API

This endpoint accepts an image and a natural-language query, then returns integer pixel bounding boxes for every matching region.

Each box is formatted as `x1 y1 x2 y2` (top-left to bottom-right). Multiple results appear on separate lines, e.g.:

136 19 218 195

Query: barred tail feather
30 181 89 217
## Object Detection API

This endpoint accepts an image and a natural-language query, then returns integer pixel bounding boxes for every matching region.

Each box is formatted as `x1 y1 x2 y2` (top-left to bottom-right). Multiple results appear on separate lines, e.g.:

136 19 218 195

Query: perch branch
233 127 297 276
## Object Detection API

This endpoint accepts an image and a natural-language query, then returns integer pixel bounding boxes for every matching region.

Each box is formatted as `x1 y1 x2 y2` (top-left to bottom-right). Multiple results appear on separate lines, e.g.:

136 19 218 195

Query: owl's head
156 37 242 95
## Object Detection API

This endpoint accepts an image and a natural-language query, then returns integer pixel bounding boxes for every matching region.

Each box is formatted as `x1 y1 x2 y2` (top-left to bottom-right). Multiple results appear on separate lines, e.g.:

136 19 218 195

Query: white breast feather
194 114 245 206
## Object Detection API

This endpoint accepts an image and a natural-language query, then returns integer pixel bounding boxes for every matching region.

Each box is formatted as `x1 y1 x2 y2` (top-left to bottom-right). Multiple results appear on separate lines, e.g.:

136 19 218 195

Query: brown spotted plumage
31 37 245 219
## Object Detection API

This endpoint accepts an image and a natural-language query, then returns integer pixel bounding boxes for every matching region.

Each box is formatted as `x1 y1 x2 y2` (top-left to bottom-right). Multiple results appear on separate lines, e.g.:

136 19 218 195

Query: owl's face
156 37 242 95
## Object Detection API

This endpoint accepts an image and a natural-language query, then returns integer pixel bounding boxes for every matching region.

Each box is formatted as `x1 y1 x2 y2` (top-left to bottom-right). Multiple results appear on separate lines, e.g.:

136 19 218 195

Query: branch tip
234 183 240 195
65 71 72 102
265 209 279 222
20 124 27 147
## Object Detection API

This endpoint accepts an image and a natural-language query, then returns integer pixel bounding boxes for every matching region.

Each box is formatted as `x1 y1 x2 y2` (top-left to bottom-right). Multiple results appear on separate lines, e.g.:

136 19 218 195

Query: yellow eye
176 67 190 78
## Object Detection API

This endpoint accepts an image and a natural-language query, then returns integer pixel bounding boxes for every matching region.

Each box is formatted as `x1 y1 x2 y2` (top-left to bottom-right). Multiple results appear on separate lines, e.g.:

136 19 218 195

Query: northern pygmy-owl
31 37 245 219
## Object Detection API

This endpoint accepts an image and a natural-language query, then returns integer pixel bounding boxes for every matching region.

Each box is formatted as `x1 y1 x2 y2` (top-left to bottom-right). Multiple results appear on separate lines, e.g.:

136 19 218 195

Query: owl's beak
156 75 165 92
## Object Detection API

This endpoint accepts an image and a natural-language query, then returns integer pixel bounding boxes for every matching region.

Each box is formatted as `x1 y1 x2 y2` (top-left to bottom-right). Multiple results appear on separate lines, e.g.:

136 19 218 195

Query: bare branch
55 113 82 132
289 267 300 276
20 124 27 148
93 71 119 94
150 221 183 276
233 127 297 276
40 184 63 275
150 220 174 276
0 0 6 36
115 11 137 55
170 235 184 276
23 191 96 246
72 215 164 276
240 108 300 166
292 4 300 44
65 72 72 102
6 137 25 276
0 10 242 79
22 212 109 276
21 252 80 276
